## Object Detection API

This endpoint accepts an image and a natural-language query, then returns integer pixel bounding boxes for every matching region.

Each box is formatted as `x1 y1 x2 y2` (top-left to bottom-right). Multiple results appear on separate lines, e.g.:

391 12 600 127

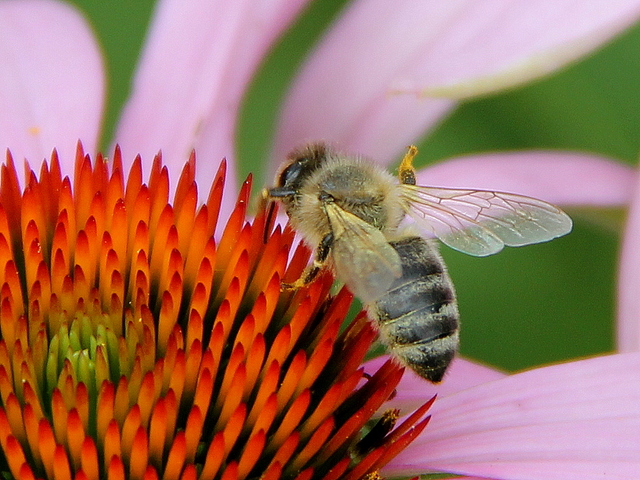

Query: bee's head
268 143 329 198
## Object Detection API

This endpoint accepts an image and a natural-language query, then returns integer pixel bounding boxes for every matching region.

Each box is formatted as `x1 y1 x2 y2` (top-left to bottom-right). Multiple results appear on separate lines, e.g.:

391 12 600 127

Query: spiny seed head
0 144 432 480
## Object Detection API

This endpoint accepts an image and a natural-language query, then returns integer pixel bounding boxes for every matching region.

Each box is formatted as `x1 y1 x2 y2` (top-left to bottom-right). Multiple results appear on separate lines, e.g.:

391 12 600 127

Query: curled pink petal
273 0 640 176
386 352 640 480
0 0 104 179
114 0 309 221
417 151 633 206
617 170 640 352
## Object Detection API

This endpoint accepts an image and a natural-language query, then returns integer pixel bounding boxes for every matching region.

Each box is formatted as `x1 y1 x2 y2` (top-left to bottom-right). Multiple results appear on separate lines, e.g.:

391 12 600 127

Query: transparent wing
325 202 402 303
400 184 573 257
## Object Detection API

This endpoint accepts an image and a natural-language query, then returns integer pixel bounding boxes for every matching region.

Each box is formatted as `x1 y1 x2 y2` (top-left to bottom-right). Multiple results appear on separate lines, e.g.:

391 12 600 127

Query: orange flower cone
0 145 431 480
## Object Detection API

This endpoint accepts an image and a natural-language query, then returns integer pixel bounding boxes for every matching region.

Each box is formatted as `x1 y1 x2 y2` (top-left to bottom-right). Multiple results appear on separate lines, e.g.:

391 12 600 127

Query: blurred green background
68 0 638 372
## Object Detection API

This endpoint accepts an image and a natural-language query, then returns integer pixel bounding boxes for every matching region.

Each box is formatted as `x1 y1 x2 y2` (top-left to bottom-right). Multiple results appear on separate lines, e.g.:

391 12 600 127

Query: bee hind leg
282 232 333 290
398 145 418 185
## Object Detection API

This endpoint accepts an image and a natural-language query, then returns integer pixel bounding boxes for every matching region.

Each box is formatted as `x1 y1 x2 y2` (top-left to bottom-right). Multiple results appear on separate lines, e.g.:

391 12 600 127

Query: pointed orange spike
149 204 174 282
281 296 317 351
2 151 24 244
206 158 226 235
114 375 132 426
216 363 246 430
381 396 435 445
234 314 255 355
237 430 266 480
35 260 51 318
52 442 73 480
222 403 247 458
291 417 335 472
173 151 196 211
4 393 26 445
183 406 203 463
183 339 202 402
96 381 115 450
148 160 169 237
163 431 186 480
319 366 404 463
38 418 57 479
220 461 238 480
179 465 196 480
317 458 349 480
175 182 197 255
109 199 128 274
215 196 247 276
4 261 24 316
88 190 105 245
167 350 186 410
251 274 282 335
51 388 68 446
185 309 203 352
5 436 28 480
135 372 155 429
105 171 124 233
124 155 143 214
214 248 250 318
128 185 150 252
216 343 245 406
269 390 311 450
104 420 122 473
106 453 125 480
129 426 149 480
276 351 306 410
183 206 211 287
268 433 299 474
74 155 96 232
295 337 335 399
0 299 16 354
81 436 100 480
248 392 277 440
243 335 266 399
263 325 291 371
261 462 282 480
148 396 167 468
193 364 213 417
299 382 343 440
67 408 85 470
17 462 37 480
22 404 42 466
22 185 48 261
367 415 431 473
200 432 225 480
246 360 280 428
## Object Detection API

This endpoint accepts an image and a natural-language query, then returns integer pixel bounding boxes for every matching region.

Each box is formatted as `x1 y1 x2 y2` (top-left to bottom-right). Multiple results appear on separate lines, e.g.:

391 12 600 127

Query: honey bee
265 143 572 382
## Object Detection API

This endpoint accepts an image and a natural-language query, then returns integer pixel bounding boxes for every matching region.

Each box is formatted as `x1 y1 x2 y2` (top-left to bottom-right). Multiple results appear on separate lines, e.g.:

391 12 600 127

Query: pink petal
617 169 640 352
417 151 634 206
0 0 104 179
273 0 640 174
114 0 309 220
401 1 640 98
366 356 505 412
385 352 640 480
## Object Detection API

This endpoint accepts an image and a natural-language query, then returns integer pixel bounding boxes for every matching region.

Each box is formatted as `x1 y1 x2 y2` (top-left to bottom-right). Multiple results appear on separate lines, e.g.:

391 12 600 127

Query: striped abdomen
369 236 460 382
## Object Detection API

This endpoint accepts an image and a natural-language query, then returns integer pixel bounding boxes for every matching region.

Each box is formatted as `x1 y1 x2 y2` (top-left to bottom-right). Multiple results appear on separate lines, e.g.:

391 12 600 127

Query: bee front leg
398 145 418 186
283 232 334 290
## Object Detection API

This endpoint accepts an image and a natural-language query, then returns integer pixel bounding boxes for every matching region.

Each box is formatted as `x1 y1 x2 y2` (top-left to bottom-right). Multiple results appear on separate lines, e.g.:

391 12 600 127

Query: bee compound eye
279 161 303 187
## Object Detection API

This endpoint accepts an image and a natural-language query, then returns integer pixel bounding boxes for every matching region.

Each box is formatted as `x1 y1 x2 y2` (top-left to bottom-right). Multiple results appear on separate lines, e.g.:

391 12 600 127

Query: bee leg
398 145 418 185
283 232 334 290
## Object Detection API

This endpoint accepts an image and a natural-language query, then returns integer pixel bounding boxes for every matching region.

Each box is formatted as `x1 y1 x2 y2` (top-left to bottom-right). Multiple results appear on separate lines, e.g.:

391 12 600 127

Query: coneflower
0 145 431 480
